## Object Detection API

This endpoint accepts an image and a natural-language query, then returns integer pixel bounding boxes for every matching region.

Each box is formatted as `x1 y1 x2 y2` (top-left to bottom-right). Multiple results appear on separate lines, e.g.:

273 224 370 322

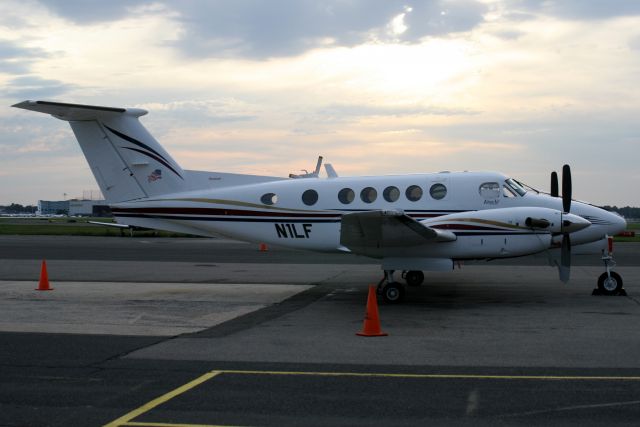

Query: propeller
550 171 559 197
549 165 591 282
562 164 571 214
558 165 572 282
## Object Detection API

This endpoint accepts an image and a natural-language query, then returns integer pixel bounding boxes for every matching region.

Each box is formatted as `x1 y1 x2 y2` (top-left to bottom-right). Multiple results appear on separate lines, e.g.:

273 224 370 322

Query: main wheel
382 282 405 304
405 270 424 287
597 271 623 295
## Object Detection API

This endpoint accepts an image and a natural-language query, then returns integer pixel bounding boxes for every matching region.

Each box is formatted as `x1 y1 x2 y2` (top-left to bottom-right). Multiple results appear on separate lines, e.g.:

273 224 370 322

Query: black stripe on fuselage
113 213 341 223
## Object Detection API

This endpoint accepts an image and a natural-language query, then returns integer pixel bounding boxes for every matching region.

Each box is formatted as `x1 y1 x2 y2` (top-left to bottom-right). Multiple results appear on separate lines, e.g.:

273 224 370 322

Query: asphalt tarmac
1 235 640 426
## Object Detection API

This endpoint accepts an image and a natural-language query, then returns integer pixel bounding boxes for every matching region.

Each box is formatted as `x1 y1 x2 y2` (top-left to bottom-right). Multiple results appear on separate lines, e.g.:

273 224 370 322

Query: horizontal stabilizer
12 100 146 121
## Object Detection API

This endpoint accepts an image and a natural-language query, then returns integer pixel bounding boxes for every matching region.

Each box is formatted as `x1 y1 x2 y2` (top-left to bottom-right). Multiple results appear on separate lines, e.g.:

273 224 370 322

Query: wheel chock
592 288 627 296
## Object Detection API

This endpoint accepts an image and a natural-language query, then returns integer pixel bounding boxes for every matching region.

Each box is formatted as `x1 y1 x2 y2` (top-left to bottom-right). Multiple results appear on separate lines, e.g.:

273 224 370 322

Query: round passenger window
429 183 447 200
360 187 377 203
301 189 318 206
405 185 423 202
338 188 355 204
383 186 400 202
260 193 278 205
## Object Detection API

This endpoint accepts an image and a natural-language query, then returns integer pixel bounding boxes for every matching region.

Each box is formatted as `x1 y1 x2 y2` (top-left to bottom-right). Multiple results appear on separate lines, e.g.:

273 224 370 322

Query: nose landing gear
593 236 626 296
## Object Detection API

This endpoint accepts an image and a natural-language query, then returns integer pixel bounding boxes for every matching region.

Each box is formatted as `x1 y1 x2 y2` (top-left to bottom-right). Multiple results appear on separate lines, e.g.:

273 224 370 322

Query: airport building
69 199 106 216
37 200 69 215
38 199 110 216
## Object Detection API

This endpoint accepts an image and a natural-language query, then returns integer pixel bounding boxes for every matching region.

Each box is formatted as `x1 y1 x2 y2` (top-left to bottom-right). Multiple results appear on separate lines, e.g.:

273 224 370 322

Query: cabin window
360 187 377 203
383 186 400 202
479 182 500 199
405 185 423 202
429 183 447 200
301 189 318 206
338 188 355 204
260 193 278 205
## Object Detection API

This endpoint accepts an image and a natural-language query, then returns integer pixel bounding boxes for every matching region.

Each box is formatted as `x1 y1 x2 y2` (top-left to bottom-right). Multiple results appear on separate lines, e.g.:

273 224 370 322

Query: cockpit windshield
505 178 527 197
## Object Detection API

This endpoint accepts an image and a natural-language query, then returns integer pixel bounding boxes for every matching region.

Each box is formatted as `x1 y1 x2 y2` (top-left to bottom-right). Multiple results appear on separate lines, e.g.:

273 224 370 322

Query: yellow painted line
103 371 222 427
122 422 241 427
105 369 640 427
214 369 640 381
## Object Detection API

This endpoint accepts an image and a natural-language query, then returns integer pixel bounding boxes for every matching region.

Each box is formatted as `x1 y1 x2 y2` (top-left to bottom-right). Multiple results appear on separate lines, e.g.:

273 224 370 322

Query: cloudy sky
1 0 639 206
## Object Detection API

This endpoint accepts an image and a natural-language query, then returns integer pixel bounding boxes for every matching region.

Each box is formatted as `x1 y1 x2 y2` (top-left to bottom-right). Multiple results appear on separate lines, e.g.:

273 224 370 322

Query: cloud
37 0 154 24
318 103 478 118
629 34 640 51
516 0 640 20
166 0 487 59
3 75 75 99
0 40 52 75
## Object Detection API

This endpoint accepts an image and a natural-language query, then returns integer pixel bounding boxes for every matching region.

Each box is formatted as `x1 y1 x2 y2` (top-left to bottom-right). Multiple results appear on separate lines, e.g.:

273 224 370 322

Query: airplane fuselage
110 171 625 266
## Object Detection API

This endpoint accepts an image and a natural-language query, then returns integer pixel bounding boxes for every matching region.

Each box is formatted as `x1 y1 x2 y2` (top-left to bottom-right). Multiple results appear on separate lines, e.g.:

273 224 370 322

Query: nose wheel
597 271 624 295
594 238 625 296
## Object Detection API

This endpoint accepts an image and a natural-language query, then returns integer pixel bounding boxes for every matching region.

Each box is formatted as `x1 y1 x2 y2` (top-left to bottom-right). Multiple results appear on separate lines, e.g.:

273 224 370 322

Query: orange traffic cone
36 260 53 291
259 243 268 252
356 285 387 337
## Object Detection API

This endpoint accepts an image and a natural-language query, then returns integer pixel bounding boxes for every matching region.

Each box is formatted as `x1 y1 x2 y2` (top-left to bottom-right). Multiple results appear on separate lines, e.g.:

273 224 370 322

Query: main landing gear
403 270 425 287
377 270 405 304
377 270 425 303
594 239 625 295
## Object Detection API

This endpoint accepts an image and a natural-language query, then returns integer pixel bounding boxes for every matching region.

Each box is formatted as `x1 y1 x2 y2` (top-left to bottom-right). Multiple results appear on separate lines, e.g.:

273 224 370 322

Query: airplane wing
340 210 456 257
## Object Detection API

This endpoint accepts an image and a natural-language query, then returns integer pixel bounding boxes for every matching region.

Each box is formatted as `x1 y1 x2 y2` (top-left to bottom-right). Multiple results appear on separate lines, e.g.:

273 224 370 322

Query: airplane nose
608 211 627 236
562 213 591 233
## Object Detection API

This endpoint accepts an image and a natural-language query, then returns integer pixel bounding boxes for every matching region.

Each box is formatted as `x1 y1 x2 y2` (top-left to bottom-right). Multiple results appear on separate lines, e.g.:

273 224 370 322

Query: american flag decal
148 169 162 182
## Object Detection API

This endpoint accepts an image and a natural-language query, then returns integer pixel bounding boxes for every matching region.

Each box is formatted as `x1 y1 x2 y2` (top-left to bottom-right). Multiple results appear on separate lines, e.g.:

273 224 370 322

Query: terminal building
37 199 110 216
37 200 69 215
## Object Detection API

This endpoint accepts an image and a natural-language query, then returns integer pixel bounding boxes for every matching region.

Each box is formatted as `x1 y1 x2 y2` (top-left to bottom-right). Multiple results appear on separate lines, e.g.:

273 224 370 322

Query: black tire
597 271 623 295
382 282 405 304
405 270 424 287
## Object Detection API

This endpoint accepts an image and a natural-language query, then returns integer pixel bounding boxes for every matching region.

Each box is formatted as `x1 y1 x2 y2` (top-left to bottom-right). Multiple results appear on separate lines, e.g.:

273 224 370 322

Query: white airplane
13 100 627 302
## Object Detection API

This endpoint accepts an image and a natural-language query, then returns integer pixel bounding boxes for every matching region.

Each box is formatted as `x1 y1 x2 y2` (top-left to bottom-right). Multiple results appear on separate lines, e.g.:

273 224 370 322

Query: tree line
0 203 37 214
602 206 640 219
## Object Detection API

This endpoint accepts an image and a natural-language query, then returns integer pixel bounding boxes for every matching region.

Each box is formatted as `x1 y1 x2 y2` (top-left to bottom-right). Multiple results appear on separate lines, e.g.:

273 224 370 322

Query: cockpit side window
505 178 527 197
503 185 516 198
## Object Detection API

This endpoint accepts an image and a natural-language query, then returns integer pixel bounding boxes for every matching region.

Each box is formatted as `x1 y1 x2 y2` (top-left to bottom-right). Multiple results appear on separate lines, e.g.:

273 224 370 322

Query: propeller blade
562 164 571 213
559 234 571 283
550 171 559 197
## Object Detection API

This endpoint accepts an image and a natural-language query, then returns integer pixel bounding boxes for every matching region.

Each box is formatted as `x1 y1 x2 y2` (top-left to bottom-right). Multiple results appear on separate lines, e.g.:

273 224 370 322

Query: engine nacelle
421 207 590 259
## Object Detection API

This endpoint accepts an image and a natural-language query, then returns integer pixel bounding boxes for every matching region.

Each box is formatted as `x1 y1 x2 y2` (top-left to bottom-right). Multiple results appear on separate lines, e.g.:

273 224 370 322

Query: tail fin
13 100 187 203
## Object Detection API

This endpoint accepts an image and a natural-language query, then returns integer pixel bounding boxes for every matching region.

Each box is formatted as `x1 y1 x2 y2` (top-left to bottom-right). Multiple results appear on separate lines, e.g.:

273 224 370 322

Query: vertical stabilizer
13 101 187 203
